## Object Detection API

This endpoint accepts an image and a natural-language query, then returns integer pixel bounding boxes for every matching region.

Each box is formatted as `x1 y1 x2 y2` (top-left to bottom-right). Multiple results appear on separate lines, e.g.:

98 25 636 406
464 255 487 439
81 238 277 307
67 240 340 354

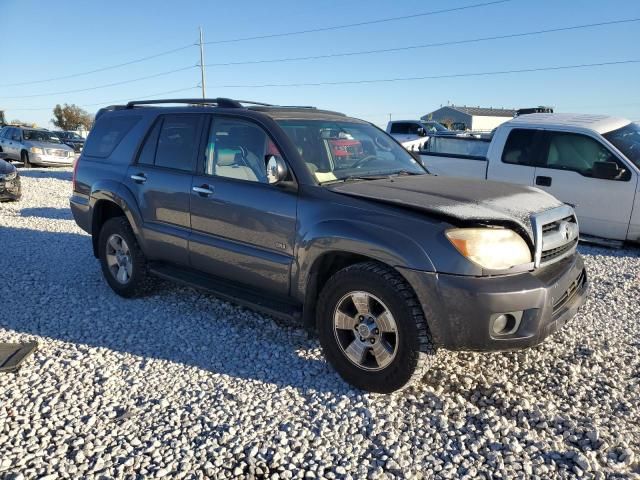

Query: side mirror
592 161 620 180
417 127 427 137
266 155 288 184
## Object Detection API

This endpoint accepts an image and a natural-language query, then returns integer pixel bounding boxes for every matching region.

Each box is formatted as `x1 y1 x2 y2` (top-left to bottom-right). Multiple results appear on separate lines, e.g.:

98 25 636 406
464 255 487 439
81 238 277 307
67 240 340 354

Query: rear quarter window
83 115 141 158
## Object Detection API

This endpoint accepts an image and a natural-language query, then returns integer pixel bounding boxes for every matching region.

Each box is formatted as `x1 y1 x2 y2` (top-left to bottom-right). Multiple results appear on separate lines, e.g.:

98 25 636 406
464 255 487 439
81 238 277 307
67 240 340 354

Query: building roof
449 105 516 117
422 105 517 120
507 113 631 134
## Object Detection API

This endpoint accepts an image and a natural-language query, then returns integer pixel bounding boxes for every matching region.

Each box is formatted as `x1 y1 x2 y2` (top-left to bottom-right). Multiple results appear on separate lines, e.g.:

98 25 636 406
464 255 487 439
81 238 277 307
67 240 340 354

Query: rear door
533 130 637 240
124 113 205 265
189 116 297 295
487 127 544 185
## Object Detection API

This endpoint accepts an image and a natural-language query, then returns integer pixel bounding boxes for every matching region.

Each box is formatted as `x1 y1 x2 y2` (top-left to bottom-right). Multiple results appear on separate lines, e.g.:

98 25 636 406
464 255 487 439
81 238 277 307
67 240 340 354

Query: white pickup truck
419 113 640 242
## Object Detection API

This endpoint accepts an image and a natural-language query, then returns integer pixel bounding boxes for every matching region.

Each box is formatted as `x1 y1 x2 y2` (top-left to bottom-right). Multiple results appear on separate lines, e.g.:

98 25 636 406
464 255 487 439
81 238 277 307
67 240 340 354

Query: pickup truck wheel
317 261 436 393
98 217 153 298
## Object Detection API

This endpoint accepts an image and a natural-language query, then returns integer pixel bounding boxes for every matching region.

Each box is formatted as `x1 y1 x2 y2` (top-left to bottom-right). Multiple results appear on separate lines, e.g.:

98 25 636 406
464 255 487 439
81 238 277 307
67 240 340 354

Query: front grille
553 269 586 315
541 238 578 263
46 149 71 157
543 215 574 232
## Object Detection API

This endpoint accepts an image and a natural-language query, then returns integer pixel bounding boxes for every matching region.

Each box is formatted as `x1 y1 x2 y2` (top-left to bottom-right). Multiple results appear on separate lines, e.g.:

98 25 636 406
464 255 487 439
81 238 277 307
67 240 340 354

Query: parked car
386 120 452 151
420 114 640 243
0 126 76 168
0 152 21 201
71 98 588 393
54 130 85 153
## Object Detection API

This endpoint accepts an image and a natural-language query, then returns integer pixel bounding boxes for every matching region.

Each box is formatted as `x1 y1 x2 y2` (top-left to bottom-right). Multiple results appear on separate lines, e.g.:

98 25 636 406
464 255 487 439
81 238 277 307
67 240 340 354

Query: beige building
422 105 516 131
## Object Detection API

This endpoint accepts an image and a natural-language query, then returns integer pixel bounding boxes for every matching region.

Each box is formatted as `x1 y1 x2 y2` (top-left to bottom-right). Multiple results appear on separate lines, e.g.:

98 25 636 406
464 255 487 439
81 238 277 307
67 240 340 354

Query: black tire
317 261 436 393
98 216 154 298
21 150 31 168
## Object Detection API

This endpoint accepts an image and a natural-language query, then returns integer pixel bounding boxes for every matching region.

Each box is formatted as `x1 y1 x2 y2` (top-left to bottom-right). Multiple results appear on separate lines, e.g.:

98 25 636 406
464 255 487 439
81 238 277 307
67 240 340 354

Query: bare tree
52 104 93 131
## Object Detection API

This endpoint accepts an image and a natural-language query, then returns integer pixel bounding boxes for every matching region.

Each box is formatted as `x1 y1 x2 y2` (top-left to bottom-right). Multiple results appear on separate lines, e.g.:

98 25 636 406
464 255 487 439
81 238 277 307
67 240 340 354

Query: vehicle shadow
20 207 73 220
18 168 72 181
0 226 347 394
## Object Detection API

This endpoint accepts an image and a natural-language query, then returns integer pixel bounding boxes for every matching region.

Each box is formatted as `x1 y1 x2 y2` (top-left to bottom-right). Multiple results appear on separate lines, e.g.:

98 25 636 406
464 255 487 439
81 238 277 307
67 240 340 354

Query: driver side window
543 131 629 180
205 118 281 183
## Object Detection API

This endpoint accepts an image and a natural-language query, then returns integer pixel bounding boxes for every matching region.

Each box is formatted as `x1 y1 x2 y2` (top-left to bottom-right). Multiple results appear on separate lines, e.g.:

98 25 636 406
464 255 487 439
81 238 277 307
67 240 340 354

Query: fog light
493 314 516 335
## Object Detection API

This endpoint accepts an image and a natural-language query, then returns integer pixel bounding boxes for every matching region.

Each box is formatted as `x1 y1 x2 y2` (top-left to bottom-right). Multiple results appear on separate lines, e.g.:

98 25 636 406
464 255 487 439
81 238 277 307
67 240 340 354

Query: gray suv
0 126 76 167
70 98 588 393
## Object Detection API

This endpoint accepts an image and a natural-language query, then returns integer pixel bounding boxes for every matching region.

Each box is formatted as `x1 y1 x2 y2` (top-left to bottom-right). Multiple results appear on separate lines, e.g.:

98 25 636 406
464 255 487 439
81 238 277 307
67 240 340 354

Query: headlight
29 147 44 154
445 228 532 270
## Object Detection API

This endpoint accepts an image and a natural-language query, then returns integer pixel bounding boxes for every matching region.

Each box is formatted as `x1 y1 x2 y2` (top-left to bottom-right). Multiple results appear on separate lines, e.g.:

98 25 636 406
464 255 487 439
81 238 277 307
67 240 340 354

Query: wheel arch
90 184 145 258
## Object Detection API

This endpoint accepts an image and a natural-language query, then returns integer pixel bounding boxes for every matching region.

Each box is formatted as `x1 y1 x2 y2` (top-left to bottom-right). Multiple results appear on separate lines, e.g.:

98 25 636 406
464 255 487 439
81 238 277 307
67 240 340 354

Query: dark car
70 98 588 393
0 152 21 201
54 131 85 153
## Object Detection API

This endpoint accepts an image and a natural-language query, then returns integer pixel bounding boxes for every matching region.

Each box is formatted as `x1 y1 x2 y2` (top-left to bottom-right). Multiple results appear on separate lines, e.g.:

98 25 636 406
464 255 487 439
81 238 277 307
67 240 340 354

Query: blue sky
1 0 638 128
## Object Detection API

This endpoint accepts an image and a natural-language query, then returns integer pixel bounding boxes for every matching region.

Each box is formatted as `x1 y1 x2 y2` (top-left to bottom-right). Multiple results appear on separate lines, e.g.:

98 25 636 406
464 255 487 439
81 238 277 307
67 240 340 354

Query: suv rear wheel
317 261 436 393
98 217 153 298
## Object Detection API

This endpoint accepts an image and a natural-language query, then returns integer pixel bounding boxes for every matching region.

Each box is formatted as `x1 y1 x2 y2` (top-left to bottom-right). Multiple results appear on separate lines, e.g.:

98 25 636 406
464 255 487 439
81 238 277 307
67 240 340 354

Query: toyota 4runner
70 98 588 393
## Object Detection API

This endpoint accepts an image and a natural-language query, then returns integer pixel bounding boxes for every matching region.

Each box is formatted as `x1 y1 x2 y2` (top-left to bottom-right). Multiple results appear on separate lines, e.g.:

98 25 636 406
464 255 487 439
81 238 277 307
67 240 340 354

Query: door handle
130 173 147 184
192 185 214 196
536 175 552 187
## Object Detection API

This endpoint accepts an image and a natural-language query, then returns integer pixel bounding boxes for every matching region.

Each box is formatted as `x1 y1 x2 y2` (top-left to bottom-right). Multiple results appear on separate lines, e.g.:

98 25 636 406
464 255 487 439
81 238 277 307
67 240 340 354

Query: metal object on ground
0 342 38 373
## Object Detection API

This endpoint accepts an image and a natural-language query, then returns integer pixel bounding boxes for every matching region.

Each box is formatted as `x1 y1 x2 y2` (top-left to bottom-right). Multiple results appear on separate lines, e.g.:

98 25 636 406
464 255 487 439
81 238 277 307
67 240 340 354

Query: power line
0 66 196 99
205 18 640 67
207 59 640 88
0 1 509 89
5 87 199 112
203 0 512 45
0 44 195 89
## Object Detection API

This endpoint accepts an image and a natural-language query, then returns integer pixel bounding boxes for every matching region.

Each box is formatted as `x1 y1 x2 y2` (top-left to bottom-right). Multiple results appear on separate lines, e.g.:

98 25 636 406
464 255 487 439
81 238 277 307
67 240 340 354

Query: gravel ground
0 167 639 480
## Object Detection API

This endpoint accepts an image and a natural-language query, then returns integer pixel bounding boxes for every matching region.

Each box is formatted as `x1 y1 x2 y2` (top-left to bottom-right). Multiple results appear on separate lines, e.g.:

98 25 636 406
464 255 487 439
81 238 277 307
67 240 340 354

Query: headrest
217 148 239 166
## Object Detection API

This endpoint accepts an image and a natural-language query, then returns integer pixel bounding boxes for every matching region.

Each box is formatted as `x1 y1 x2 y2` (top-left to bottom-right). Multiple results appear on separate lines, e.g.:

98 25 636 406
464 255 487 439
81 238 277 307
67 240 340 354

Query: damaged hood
329 175 563 241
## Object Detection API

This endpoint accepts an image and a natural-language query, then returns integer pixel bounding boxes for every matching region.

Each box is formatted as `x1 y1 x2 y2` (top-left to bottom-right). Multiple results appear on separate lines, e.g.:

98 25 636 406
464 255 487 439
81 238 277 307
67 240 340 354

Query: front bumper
30 153 75 166
0 176 21 201
398 253 588 351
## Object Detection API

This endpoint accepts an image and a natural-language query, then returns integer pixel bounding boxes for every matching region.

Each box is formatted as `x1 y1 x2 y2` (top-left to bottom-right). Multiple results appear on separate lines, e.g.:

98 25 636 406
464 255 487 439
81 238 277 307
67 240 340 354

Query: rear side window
502 129 543 166
390 123 409 134
154 115 203 171
84 115 140 158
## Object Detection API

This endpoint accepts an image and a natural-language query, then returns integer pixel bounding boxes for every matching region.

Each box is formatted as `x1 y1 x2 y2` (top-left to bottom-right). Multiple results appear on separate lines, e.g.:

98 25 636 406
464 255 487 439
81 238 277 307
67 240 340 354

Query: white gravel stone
0 167 639 479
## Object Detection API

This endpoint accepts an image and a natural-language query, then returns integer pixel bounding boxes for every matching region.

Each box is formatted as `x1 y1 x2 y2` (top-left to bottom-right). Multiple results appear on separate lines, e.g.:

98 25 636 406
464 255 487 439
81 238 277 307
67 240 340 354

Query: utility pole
198 27 206 99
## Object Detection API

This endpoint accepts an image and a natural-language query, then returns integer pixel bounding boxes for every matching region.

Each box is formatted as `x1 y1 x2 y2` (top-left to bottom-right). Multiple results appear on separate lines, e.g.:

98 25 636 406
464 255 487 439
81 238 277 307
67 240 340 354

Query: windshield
60 131 83 140
421 121 448 133
23 130 62 144
603 122 640 167
277 120 426 183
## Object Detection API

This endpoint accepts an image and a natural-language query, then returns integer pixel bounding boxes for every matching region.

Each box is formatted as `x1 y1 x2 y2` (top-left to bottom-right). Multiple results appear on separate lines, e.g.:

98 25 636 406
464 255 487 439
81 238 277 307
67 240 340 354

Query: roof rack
125 98 247 109
124 98 279 109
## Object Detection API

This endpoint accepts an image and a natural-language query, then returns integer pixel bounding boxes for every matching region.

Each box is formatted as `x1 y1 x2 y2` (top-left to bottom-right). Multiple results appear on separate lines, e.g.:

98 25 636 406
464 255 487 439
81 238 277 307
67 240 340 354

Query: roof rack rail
235 100 275 107
125 98 247 109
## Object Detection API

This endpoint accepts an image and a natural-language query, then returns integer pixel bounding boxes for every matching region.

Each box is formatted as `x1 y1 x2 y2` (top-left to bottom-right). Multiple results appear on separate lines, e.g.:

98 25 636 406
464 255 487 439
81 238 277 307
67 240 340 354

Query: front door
123 113 205 265
533 130 637 240
189 116 298 296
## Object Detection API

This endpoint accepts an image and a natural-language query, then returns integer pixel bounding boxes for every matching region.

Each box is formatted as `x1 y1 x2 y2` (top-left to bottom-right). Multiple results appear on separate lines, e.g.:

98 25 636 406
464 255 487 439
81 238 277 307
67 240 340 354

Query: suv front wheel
98 217 153 298
317 261 436 393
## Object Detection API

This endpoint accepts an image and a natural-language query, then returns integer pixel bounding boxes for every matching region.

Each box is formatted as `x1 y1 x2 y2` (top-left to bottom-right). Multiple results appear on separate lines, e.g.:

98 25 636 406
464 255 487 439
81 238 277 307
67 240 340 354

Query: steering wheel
350 155 378 169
